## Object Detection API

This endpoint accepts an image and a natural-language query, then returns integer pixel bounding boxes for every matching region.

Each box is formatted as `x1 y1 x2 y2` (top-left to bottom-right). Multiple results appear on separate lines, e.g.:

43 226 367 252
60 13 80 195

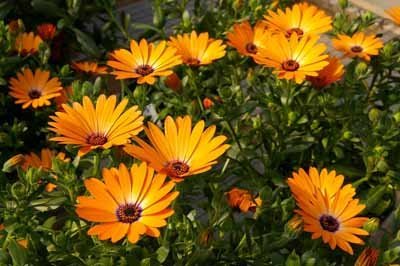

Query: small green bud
11 181 27 200
59 64 70 77
288 111 297 125
393 112 400 123
285 215 303 239
339 0 348 9
383 42 394 58
133 85 146 100
363 217 380 233
252 116 262 129
342 131 352 140
368 108 381 123
355 61 368 76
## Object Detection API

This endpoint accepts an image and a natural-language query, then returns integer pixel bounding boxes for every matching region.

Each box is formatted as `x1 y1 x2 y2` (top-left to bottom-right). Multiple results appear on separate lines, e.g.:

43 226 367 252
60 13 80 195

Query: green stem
92 151 101 178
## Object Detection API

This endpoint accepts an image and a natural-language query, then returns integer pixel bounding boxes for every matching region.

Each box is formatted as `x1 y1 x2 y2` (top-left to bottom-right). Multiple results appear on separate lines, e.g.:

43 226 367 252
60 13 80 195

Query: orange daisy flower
36 23 56 41
76 162 179 244
254 33 329 84
355 247 380 266
227 21 270 57
49 94 144 157
19 148 69 192
168 31 226 66
332 32 384 61
9 68 62 109
124 115 230 182
14 32 43 55
288 167 369 255
107 39 182 85
307 56 344 88
263 3 332 39
71 61 109 75
385 6 400 25
225 187 262 213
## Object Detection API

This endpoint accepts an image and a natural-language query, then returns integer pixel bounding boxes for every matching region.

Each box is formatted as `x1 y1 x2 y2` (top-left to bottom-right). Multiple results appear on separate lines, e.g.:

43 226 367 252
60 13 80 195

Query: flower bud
355 247 379 266
2 154 24 173
339 0 348 9
285 215 303 238
37 23 56 41
393 112 400 123
342 130 352 140
355 61 368 76
199 228 213 247
368 108 381 123
203 97 214 109
363 218 380 233
164 73 181 92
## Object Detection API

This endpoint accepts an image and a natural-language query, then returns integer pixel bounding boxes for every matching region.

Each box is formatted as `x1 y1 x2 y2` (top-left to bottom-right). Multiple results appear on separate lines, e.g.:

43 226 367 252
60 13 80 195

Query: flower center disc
116 203 142 223
245 43 258 54
282 60 300 71
165 160 190 177
319 214 339 232
136 64 154 76
286 28 304 38
28 89 42 99
87 133 108 145
351 45 363 53
186 58 201 66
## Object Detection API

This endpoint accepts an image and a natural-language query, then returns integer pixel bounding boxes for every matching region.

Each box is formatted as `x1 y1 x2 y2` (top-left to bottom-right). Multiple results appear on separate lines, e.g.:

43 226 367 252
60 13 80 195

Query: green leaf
8 239 28 266
31 0 66 17
71 28 100 57
156 246 169 263
285 250 300 266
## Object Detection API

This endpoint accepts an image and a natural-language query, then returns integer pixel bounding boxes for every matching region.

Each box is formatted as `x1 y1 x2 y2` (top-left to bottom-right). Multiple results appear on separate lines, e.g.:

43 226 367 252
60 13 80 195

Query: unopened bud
363 218 380 233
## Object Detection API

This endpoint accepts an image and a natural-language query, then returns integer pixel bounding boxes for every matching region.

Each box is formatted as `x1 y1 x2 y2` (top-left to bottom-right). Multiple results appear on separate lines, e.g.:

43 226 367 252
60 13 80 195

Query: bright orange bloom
203 97 214 109
14 32 43 55
71 61 108 75
288 167 369 255
76 162 179 244
9 68 62 109
254 33 328 84
307 56 344 88
386 7 400 25
263 3 332 38
107 39 182 85
124 115 230 182
168 31 226 66
164 73 182 92
227 21 270 57
355 247 380 266
226 188 262 213
332 32 383 61
49 94 144 157
36 23 56 40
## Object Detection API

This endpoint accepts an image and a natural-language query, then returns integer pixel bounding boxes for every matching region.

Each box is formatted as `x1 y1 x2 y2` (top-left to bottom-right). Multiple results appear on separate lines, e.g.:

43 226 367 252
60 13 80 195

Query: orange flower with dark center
49 94 144 157
288 167 369 255
76 162 179 244
71 61 108 75
14 32 43 55
107 39 182 85
307 56 344 88
264 3 332 38
355 247 380 266
168 31 226 66
227 21 270 57
124 115 230 182
36 23 56 40
254 33 329 83
226 188 262 213
9 68 62 109
332 32 383 61
386 6 400 25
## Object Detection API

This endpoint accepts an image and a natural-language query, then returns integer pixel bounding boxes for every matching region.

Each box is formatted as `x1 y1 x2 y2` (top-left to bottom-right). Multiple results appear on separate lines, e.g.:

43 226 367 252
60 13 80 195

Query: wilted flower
203 97 214 109
226 187 262 213
164 73 182 92
354 247 379 266
307 56 344 88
